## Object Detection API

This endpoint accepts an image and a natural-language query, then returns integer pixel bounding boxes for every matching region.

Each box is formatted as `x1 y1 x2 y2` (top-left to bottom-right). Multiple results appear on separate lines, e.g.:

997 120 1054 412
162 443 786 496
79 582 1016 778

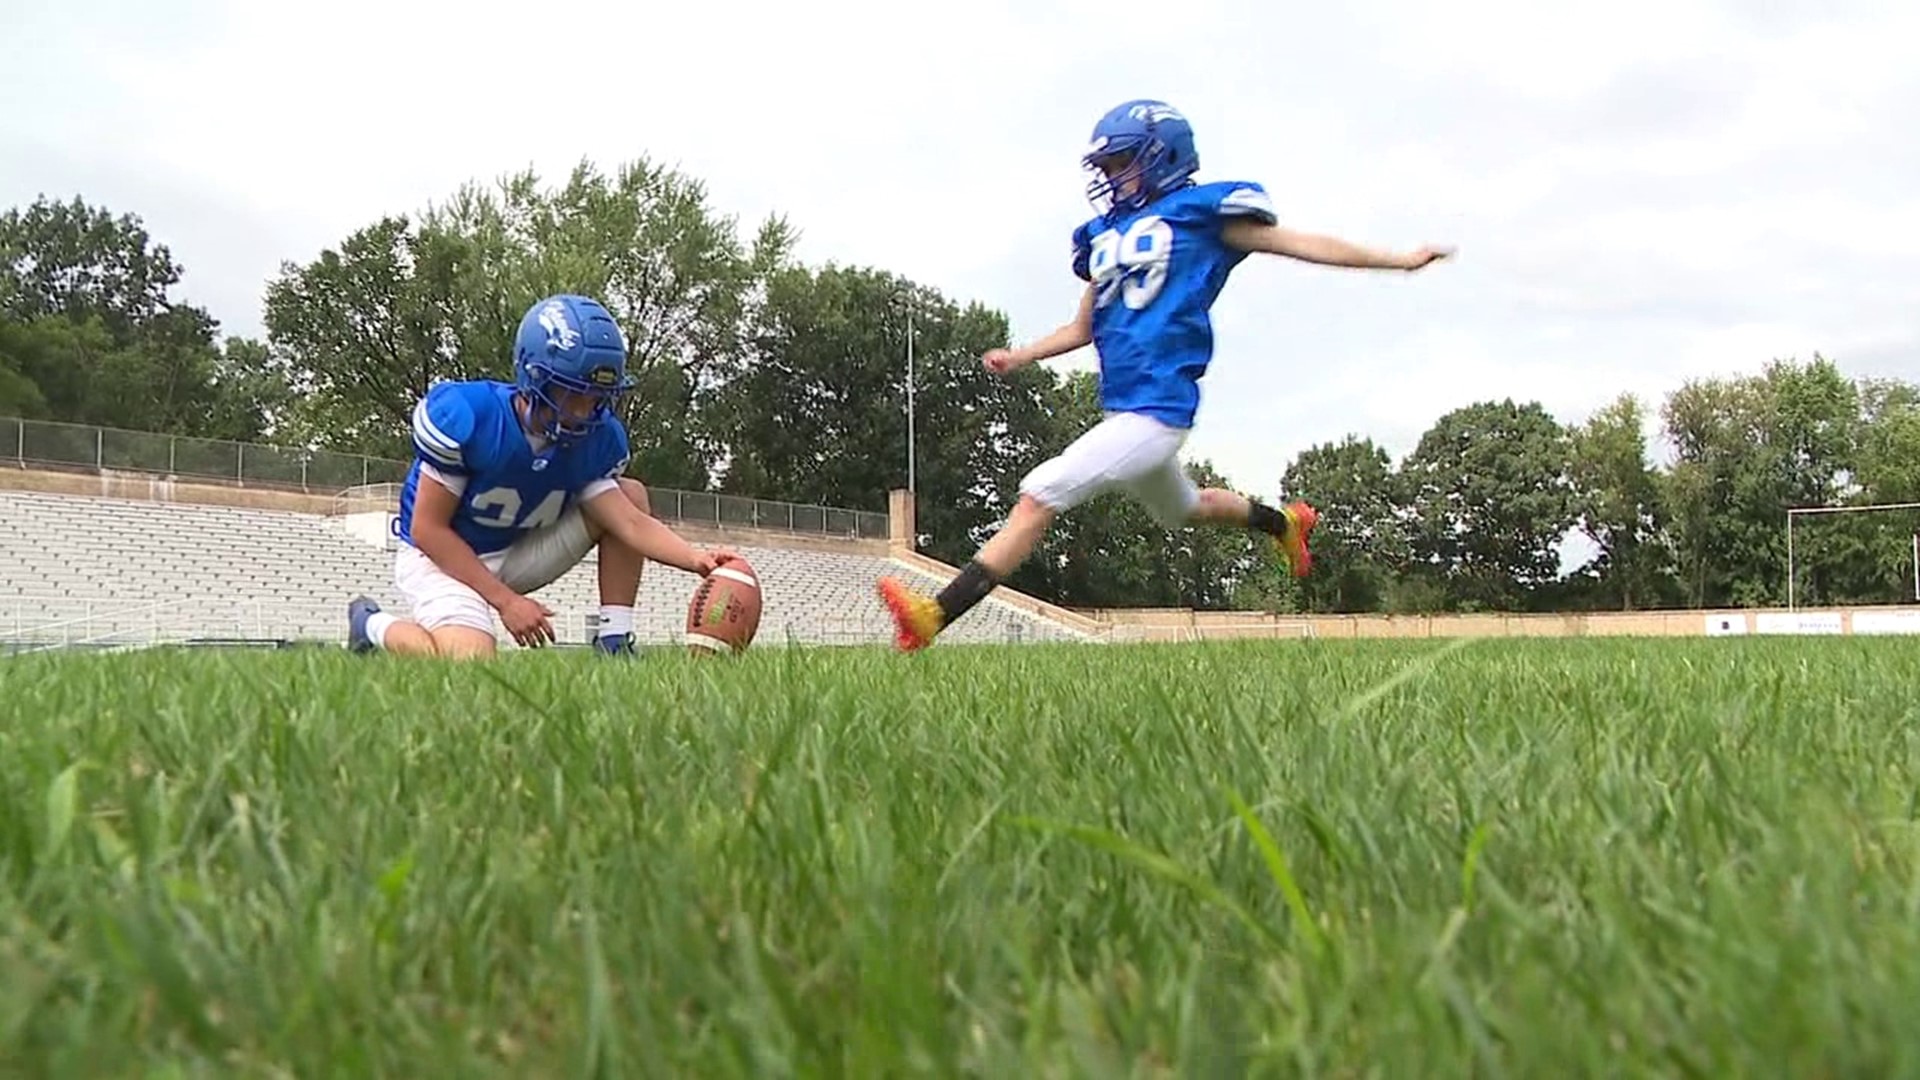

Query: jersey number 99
1087 215 1174 311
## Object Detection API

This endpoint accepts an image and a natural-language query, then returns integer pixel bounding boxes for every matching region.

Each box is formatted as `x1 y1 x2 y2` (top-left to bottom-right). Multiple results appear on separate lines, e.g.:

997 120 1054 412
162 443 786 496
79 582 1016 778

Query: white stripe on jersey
411 400 463 468
1219 186 1276 221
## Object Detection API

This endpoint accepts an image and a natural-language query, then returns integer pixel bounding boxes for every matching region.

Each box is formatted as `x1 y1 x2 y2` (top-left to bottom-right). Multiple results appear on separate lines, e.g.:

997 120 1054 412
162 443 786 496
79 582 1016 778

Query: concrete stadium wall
1070 605 1920 639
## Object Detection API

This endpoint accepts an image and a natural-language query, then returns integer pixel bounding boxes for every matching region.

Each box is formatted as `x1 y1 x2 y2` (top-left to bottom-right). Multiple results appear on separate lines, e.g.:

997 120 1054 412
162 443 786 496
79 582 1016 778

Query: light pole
905 301 916 497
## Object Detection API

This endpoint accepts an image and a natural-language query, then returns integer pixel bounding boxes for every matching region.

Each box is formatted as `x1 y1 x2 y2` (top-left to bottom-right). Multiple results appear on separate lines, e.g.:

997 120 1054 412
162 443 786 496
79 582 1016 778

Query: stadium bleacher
0 488 1089 650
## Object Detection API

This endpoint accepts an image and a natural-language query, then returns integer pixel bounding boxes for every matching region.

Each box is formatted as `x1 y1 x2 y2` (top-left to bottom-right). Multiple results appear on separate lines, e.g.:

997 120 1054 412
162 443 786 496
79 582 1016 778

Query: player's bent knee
618 476 651 514
1146 502 1194 529
1011 493 1060 527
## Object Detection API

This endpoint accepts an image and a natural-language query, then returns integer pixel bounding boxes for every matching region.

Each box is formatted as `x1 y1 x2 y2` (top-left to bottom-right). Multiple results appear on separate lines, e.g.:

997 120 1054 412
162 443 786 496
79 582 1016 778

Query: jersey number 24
1086 216 1174 310
469 486 568 531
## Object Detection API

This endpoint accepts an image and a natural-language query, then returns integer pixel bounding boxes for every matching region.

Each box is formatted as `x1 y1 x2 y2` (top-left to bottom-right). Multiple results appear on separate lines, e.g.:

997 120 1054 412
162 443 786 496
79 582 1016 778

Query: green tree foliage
1004 372 1269 611
710 264 1051 565
261 160 795 480
1278 435 1407 613
1400 399 1578 611
1565 393 1676 610
0 195 267 440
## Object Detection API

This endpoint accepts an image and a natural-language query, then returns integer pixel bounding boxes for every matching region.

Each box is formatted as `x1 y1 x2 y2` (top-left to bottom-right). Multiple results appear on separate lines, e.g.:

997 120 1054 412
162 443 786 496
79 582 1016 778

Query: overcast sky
3 0 1916 496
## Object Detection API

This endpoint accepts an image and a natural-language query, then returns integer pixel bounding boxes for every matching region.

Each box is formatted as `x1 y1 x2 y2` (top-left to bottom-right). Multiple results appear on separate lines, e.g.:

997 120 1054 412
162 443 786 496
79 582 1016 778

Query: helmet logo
538 300 580 351
1127 103 1184 124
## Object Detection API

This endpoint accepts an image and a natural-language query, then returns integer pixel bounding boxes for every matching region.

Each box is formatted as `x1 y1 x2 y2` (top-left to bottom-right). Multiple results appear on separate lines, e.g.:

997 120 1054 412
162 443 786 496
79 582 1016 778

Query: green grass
4 637 1920 1077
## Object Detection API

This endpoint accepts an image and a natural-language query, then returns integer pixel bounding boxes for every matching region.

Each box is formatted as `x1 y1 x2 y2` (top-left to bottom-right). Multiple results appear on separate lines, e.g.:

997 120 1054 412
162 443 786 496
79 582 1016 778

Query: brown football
685 556 762 655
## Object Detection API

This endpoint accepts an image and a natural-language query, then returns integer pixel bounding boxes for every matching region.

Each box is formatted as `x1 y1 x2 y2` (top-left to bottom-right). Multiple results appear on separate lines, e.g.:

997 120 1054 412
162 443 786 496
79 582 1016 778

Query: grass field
4 637 1919 1077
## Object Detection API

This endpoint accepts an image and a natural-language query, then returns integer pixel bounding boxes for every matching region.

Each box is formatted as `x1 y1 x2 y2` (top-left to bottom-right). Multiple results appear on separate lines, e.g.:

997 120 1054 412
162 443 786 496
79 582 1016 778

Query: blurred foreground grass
3 637 1918 1077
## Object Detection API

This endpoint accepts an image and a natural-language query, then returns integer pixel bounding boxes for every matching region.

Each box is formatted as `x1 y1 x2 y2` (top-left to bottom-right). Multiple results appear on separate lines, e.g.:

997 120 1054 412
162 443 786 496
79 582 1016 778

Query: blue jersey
396 379 630 556
1071 179 1277 428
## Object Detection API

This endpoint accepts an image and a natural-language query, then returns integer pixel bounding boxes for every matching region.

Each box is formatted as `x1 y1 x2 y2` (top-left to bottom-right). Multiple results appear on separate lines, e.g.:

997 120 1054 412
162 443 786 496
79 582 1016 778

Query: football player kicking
347 293 735 659
878 98 1453 651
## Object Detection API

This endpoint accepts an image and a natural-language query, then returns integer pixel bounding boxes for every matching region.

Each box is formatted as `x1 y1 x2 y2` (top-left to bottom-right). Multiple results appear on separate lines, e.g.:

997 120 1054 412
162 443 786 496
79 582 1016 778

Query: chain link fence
1 415 891 540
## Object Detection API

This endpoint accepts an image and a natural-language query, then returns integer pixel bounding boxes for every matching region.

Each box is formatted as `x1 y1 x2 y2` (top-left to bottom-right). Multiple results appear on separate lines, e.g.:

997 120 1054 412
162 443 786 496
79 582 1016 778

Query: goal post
1785 501 1920 610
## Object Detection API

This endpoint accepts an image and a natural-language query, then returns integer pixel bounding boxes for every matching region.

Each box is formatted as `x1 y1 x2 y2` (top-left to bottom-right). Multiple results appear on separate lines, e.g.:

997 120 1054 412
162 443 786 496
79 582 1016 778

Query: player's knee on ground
428 625 498 659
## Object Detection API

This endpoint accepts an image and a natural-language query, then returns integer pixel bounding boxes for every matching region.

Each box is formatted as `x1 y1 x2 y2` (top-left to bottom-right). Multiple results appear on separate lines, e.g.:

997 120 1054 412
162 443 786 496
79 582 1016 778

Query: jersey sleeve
410 383 478 477
1210 181 1278 226
578 423 632 502
1070 221 1094 281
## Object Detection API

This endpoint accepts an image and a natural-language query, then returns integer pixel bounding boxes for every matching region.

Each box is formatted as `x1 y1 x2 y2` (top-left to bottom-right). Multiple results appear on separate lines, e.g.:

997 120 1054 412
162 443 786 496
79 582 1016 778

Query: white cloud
3 0 1916 500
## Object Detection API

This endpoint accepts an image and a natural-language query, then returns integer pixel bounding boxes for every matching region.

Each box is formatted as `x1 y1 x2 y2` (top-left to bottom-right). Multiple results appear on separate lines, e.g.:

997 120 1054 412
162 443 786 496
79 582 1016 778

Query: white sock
599 605 634 638
366 611 398 649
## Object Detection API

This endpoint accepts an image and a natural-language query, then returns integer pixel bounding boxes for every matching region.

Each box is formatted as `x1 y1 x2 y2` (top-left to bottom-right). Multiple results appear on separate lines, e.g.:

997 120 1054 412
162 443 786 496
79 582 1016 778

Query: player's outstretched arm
1221 219 1452 271
984 285 1095 374
581 487 729 576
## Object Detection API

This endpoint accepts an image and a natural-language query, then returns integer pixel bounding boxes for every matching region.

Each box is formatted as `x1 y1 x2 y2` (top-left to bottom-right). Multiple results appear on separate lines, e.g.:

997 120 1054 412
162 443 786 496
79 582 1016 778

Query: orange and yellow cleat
877 576 945 652
1277 501 1319 577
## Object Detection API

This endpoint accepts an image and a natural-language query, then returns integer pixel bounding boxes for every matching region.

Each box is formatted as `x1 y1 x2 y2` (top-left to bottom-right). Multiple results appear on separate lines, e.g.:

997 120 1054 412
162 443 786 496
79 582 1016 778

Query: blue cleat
594 632 637 657
347 595 381 654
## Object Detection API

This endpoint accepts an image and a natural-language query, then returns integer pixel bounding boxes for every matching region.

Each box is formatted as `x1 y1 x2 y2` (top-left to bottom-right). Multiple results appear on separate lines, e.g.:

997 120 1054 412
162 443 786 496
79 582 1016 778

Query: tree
711 263 1056 564
202 337 292 444
1278 434 1408 612
1779 374 1920 607
1400 399 1577 611
1565 393 1675 609
422 162 797 488
1660 356 1860 607
0 194 258 439
262 159 794 484
0 195 183 333
261 216 440 458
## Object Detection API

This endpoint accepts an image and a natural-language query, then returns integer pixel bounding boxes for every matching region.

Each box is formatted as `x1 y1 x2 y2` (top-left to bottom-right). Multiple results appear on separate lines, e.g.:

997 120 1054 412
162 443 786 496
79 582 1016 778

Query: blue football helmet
1082 99 1199 217
511 293 636 443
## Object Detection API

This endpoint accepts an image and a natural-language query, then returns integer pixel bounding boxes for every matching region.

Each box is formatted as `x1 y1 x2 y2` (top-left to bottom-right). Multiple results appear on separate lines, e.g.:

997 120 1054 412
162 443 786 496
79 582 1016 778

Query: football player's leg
349 547 501 658
878 490 1059 651
1183 484 1319 577
348 595 440 655
584 478 651 655
1127 455 1205 531
877 413 1167 651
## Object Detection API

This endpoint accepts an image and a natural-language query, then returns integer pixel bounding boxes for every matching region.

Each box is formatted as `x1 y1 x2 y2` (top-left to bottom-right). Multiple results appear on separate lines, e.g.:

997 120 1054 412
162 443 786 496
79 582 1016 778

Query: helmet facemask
518 361 631 445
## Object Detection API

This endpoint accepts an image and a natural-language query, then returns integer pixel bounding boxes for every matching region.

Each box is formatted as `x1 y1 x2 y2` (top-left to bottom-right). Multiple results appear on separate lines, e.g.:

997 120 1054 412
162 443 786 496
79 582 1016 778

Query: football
685 556 762 655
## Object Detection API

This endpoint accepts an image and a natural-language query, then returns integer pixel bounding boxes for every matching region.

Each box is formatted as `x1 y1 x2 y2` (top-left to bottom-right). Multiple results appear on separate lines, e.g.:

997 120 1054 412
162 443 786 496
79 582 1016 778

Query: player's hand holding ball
685 550 762 655
499 593 556 647
692 547 741 576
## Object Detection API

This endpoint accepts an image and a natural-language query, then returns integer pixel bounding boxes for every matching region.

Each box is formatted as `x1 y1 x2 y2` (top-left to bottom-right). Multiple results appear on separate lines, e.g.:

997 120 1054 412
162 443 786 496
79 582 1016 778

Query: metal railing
1 415 409 491
1 415 891 541
0 598 340 651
